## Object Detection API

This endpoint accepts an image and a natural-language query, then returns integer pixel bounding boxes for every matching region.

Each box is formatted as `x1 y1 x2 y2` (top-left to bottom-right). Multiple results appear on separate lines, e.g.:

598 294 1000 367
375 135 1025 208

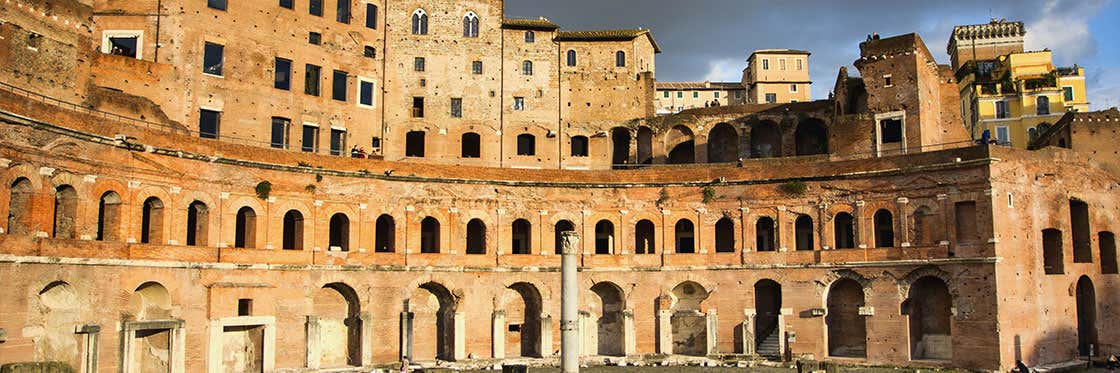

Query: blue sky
506 0 1119 110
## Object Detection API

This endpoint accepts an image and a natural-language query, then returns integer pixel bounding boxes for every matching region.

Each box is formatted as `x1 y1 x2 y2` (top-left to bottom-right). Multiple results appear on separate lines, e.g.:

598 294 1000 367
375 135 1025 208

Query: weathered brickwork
0 1 1117 372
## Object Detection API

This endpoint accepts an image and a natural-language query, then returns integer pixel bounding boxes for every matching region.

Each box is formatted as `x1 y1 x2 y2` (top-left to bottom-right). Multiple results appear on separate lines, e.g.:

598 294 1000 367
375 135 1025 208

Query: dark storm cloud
505 0 1116 106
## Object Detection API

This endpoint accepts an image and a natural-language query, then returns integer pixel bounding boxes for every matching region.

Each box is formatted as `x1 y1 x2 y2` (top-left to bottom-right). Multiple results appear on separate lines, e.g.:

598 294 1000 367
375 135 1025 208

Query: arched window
874 209 895 248
615 51 626 67
282 210 304 250
141 197 164 244
517 134 536 156
461 132 481 158
7 178 34 236
595 220 615 254
635 219 656 254
329 213 350 251
795 215 814 251
571 136 589 157
462 12 479 38
675 219 695 253
52 185 78 239
554 220 575 254
756 217 776 251
466 219 486 254
512 219 532 254
566 50 577 67
1037 95 1051 115
715 217 735 253
834 212 855 249
186 201 208 246
421 217 440 253
411 9 428 35
234 206 256 248
375 214 395 252
522 60 533 75
97 191 122 241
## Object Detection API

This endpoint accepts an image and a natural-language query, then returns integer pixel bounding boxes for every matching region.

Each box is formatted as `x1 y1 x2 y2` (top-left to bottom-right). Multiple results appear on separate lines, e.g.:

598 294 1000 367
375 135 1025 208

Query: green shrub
255 181 271 200
780 181 807 196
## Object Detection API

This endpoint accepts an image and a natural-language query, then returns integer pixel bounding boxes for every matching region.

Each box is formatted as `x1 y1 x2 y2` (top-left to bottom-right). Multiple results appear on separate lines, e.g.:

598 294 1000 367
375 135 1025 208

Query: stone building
654 81 746 115
744 49 812 104
0 1 1118 373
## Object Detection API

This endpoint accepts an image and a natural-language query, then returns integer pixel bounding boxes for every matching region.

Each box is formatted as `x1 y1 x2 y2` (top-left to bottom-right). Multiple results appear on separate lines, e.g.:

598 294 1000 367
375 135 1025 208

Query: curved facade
0 1 1117 372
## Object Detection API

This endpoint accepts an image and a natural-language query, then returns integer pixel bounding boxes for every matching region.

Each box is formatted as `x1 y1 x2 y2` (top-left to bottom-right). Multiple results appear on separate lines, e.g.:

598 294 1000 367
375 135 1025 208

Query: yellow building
957 50 1090 148
654 81 746 115
744 49 812 104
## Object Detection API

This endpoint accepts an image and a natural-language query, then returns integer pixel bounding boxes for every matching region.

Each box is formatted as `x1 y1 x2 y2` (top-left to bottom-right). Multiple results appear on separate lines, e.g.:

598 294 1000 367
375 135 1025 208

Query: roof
556 29 662 53
655 82 744 91
502 18 559 31
748 49 811 60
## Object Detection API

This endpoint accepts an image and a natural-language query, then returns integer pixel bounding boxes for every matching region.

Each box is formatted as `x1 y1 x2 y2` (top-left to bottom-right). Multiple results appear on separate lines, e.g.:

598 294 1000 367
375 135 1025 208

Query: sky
505 0 1120 110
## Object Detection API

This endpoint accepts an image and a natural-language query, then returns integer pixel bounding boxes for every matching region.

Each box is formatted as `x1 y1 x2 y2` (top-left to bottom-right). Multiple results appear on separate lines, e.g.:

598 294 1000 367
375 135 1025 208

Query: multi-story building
744 49 812 104
0 2 1118 372
653 81 746 115
952 21 1091 148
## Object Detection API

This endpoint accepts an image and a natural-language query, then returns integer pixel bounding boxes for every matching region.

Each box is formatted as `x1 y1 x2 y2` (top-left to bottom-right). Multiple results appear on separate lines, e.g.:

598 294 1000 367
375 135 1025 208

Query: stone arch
234 206 257 249
314 283 362 367
7 177 35 235
826 277 867 358
750 120 781 158
714 217 735 253
511 218 533 254
795 214 814 251
420 216 441 254
282 210 304 250
674 218 695 253
795 118 829 155
96 191 123 241
33 281 82 367
594 219 616 254
374 214 396 253
904 276 952 360
129 281 173 321
51 184 78 239
409 282 457 361
466 218 487 255
707 122 739 163
634 218 657 254
670 281 709 356
834 211 856 249
754 279 783 356
329 213 350 251
185 200 210 247
141 196 165 244
756 216 777 252
666 125 695 164
504 282 544 357
874 209 895 248
591 282 626 356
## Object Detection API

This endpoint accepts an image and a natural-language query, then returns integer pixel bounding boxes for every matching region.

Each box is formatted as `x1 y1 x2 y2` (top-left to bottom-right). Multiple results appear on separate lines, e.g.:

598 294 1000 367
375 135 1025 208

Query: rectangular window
663 91 670 98
105 34 140 58
304 64 321 96
513 97 525 111
270 117 290 149
336 0 351 24
412 97 424 118
880 118 903 143
329 128 346 156
274 57 291 90
406 131 425 157
365 4 377 29
796 58 803 70
790 84 798 92
208 0 227 11
357 78 375 108
414 57 425 72
779 59 786 70
995 101 1009 119
714 92 720 98
677 92 683 98
203 42 224 76
237 299 252 316
765 93 777 104
199 109 221 139
735 91 742 99
279 0 293 9
450 98 462 118
883 74 893 87
995 126 1010 145
571 137 589 157
472 61 483 75
1063 86 1074 101
762 59 769 70
332 70 348 101
308 32 321 45
692 92 699 98
301 124 319 153
309 0 323 16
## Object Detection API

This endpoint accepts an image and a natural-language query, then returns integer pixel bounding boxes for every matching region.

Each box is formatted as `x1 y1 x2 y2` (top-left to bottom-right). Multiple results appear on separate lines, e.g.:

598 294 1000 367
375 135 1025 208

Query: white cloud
702 58 743 82
1024 0 1107 65
1088 66 1120 110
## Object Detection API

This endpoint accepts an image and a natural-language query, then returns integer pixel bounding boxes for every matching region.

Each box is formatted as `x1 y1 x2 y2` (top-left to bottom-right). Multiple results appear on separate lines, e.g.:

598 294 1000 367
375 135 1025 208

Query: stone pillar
742 309 756 355
453 312 467 361
76 324 99 373
399 311 413 360
657 309 673 355
817 203 829 250
579 311 594 357
705 309 719 355
696 208 707 254
897 197 911 247
776 206 788 251
561 231 580 373
622 309 637 356
360 312 374 366
305 316 322 369
854 201 867 248
540 314 554 357
777 310 790 360
492 310 506 359
938 194 952 252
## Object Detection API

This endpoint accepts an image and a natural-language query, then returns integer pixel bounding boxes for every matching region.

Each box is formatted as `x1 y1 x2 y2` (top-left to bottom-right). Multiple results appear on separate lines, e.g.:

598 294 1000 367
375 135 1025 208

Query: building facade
744 49 812 104
0 2 1117 373
654 81 746 115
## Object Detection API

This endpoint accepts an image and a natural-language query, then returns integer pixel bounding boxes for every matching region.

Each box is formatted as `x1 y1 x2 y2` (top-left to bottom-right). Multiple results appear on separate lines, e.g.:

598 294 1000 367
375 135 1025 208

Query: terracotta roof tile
502 18 559 31
556 29 661 53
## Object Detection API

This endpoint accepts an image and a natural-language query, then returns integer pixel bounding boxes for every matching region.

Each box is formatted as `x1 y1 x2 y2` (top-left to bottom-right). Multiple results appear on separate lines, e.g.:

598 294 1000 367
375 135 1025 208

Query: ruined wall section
560 37 656 130
0 0 94 102
501 26 561 169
